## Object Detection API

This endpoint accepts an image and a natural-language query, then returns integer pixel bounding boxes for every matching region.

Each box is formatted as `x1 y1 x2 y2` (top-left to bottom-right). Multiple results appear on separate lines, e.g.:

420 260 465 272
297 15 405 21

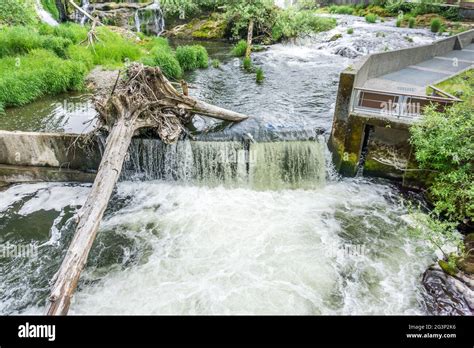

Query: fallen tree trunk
46 64 249 315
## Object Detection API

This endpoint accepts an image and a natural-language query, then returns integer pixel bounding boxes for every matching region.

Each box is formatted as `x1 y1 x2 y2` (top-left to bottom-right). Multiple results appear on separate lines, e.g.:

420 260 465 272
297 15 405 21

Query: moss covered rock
166 14 226 40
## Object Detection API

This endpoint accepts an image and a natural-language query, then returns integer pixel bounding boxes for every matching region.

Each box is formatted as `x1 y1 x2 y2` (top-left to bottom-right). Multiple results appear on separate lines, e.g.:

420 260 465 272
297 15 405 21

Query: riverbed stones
422 263 474 315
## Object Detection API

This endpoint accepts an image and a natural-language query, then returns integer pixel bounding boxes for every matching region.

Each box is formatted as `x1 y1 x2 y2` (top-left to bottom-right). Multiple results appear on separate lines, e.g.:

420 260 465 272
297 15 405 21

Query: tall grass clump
0 26 73 59
430 18 442 33
256 67 264 84
91 27 142 67
232 40 247 57
0 49 87 108
39 23 89 44
175 45 209 71
0 0 37 26
365 14 377 23
347 28 354 34
243 57 252 71
142 48 182 80
408 17 415 28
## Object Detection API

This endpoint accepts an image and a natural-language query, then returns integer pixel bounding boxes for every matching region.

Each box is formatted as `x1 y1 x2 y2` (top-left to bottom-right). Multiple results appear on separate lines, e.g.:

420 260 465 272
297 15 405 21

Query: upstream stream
0 15 447 314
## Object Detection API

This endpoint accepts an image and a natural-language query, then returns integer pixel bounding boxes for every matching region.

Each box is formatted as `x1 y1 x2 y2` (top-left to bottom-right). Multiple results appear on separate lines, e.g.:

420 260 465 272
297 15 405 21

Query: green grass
0 49 87 108
408 17 415 29
272 10 336 41
142 48 183 80
430 18 442 33
256 67 264 84
232 40 247 57
365 14 377 24
212 59 220 68
396 19 402 27
347 28 354 34
38 23 88 44
434 69 474 106
0 0 37 26
242 57 252 71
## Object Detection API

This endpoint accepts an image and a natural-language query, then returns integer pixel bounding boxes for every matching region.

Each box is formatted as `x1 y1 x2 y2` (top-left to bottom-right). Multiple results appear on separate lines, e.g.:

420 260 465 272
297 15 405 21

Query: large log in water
46 64 248 315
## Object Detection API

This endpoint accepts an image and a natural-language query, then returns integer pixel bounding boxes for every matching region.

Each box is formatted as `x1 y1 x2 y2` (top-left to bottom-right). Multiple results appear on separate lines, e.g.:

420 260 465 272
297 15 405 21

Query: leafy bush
365 14 377 23
410 97 474 221
41 0 59 20
328 5 354 15
0 49 87 108
0 0 37 26
430 18 442 33
175 45 209 71
143 49 182 80
272 10 336 41
232 40 248 57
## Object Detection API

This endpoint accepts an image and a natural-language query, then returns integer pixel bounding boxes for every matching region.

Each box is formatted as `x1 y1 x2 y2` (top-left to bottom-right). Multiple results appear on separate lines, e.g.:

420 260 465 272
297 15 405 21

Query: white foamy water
58 179 430 315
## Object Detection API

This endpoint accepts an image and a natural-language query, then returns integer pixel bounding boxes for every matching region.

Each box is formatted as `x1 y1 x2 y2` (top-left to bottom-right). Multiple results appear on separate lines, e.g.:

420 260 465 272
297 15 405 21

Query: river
0 15 443 314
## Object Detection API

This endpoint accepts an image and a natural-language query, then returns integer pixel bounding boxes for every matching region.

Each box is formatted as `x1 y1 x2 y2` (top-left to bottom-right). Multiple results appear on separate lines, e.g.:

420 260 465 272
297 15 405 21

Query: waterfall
35 0 59 26
121 138 326 190
274 0 296 9
134 0 165 36
79 0 90 25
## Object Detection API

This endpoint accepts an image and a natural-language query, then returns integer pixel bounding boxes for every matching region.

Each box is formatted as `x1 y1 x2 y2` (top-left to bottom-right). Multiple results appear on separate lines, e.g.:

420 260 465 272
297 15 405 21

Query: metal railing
351 87 461 119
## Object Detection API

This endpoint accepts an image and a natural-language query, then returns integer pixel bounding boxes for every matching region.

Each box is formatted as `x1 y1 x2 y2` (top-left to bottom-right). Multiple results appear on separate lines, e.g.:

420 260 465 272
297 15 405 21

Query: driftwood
46 64 248 315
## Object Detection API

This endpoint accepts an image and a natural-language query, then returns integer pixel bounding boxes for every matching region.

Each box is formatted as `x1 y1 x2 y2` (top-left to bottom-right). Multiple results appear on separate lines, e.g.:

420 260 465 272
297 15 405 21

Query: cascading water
121 138 326 190
79 0 90 25
35 0 59 26
134 0 165 36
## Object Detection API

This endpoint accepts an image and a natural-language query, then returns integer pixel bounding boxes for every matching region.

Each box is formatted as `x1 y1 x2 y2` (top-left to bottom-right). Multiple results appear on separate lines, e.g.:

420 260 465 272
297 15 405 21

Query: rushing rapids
0 16 451 314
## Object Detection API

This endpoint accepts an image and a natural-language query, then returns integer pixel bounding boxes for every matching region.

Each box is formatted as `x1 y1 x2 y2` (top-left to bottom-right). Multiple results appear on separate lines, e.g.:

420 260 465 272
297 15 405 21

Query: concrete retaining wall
352 30 474 88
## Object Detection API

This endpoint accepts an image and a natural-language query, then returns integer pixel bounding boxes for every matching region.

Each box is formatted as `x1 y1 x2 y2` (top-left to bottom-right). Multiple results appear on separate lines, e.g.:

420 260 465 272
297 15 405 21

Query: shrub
365 14 377 23
0 0 37 26
328 5 354 15
272 10 336 41
91 27 142 67
143 49 182 80
410 98 474 221
232 40 247 57
408 17 415 28
430 18 442 33
347 28 354 34
256 68 264 84
0 49 87 108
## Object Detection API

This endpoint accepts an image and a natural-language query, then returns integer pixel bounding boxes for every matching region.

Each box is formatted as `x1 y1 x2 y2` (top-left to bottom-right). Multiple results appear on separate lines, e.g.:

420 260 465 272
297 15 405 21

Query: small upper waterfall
134 0 165 36
121 138 327 190
79 0 90 25
35 0 59 26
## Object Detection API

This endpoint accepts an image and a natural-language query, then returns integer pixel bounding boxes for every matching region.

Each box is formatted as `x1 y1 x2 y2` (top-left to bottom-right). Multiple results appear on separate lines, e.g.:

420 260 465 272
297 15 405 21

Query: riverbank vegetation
0 21 210 111
409 70 473 275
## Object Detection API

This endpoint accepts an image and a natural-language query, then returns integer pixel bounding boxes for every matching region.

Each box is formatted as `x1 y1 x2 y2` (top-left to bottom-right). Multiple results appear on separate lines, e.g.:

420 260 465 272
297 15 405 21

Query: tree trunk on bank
245 19 254 59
